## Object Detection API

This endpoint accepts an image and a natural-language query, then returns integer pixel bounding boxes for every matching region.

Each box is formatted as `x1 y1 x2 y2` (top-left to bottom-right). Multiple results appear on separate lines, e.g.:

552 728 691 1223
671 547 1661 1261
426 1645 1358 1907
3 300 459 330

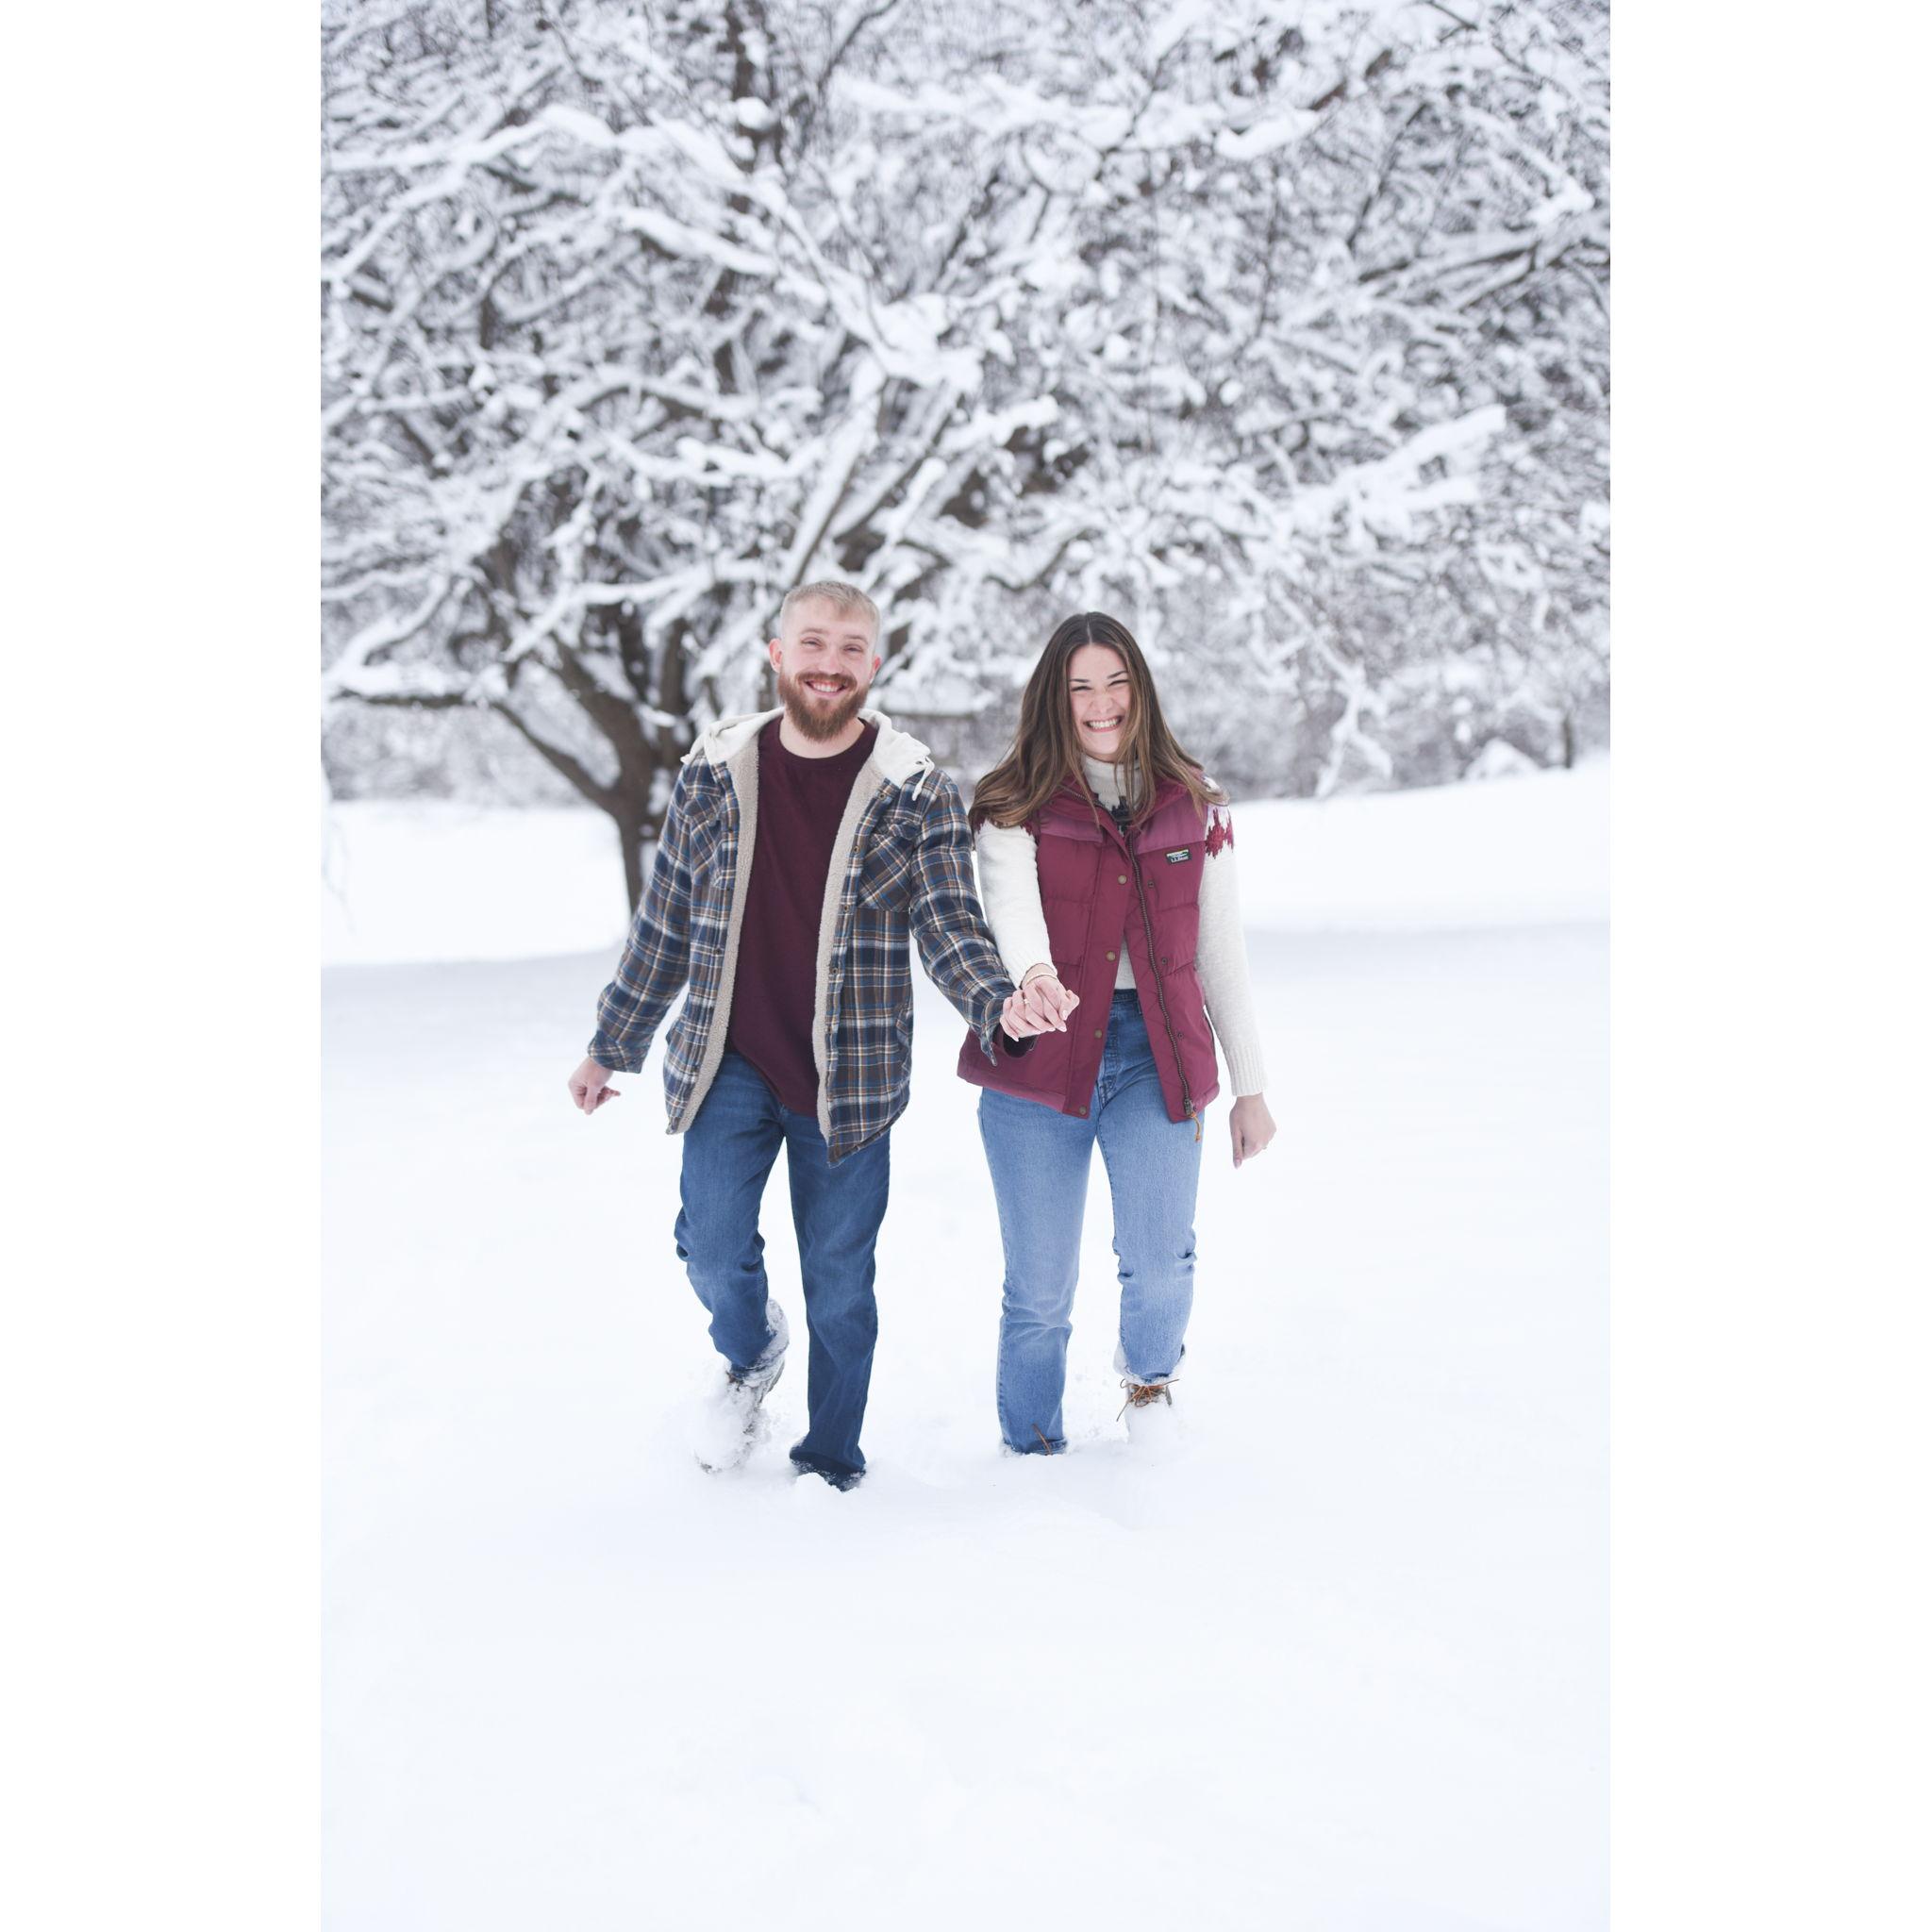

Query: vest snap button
1106 950 1117 961
1093 1028 1103 1039
1116 874 1128 885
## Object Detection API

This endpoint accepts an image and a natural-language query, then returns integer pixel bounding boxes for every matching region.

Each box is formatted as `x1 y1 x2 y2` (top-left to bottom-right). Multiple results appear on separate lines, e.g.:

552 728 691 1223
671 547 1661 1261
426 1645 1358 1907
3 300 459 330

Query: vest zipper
1120 816 1200 1140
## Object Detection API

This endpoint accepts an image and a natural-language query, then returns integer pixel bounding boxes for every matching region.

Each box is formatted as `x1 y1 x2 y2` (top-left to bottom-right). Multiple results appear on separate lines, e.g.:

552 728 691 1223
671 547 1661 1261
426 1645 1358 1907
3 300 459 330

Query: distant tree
323 0 1608 906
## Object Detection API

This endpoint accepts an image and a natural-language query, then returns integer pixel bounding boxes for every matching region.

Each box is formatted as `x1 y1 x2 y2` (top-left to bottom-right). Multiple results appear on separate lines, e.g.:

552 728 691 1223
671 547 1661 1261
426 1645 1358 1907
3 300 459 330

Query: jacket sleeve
907 770 1032 1062
586 765 699 1074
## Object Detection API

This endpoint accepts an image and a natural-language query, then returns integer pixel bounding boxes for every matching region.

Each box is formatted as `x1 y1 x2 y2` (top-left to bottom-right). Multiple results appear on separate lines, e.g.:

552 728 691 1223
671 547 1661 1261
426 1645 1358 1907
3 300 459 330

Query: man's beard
777 666 867 741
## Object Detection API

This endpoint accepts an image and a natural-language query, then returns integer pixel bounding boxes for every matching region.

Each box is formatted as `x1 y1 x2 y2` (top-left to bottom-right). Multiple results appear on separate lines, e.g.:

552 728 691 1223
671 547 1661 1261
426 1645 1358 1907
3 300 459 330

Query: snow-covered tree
323 0 1607 906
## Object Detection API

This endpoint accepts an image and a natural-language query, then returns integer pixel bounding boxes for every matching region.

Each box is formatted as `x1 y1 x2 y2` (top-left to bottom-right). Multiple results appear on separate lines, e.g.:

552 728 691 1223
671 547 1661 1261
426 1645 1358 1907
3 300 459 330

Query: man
566 581 1033 1490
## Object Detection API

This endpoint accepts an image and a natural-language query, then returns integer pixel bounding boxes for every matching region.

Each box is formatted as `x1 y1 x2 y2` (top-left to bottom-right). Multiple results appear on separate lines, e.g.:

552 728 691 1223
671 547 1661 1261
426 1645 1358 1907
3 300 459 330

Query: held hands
1000 964 1081 1040
1229 1094 1275 1169
568 1056 621 1115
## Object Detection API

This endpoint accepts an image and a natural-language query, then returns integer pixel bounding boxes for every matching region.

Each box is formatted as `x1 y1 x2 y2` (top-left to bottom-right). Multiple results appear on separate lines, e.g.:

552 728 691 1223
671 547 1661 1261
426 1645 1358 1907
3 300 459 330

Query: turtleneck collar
1080 752 1137 809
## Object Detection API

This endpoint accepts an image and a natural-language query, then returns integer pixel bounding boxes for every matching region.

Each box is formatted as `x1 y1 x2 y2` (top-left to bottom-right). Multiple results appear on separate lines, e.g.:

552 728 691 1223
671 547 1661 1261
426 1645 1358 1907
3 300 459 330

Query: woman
957 611 1276 1453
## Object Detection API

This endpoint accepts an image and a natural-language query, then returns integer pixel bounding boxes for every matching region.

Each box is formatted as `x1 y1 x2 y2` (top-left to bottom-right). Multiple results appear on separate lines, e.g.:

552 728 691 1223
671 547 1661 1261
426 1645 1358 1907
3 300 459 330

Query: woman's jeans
675 1051 891 1483
978 991 1204 1454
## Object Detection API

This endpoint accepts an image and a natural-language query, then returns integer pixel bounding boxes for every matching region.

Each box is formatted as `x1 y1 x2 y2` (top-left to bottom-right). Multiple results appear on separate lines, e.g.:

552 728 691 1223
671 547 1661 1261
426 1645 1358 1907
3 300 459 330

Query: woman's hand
1020 963 1080 1032
1229 1094 1275 1168
1000 987 1046 1039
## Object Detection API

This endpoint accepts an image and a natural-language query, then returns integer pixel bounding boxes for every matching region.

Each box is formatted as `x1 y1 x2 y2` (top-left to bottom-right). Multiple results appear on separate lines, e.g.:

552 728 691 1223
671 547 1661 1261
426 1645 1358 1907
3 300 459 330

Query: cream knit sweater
973 756 1267 1097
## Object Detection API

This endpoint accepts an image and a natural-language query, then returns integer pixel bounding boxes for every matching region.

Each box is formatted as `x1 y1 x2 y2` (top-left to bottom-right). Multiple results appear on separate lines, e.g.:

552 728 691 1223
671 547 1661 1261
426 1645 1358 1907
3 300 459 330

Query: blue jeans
674 1052 891 1483
977 991 1204 1453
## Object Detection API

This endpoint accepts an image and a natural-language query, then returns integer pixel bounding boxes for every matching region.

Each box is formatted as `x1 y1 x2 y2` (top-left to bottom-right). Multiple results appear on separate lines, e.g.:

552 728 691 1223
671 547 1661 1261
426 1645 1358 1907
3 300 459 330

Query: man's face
769 599 881 741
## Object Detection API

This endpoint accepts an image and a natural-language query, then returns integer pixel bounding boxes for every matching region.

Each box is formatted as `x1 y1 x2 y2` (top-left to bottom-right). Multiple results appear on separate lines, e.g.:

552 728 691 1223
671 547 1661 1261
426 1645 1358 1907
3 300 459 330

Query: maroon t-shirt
724 719 879 1114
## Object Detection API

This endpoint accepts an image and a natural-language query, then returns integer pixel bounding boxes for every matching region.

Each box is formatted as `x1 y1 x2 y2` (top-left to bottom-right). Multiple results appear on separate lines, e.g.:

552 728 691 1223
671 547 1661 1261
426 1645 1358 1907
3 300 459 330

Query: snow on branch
323 0 1609 827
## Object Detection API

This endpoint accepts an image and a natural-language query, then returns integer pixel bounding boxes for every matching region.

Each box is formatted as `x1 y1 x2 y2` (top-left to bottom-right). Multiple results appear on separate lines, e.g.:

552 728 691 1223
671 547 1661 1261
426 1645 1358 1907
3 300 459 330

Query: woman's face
1066 643 1133 760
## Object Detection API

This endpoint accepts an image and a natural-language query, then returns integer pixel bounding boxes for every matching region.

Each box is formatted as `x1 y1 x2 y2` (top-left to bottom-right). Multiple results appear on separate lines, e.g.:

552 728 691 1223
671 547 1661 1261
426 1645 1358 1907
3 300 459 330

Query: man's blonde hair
779 580 881 643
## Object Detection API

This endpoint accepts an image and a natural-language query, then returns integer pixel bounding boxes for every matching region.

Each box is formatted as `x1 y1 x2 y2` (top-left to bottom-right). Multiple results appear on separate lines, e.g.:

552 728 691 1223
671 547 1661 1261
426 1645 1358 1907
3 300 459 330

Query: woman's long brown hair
969 612 1224 830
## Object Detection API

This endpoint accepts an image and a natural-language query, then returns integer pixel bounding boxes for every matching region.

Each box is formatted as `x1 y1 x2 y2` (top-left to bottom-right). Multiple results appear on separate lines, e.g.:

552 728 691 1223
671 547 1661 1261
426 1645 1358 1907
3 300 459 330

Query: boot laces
1118 1378 1173 1418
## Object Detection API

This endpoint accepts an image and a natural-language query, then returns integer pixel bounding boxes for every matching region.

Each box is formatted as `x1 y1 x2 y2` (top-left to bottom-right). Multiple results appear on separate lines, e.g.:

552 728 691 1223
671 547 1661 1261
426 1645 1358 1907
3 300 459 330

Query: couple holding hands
567 581 1274 1489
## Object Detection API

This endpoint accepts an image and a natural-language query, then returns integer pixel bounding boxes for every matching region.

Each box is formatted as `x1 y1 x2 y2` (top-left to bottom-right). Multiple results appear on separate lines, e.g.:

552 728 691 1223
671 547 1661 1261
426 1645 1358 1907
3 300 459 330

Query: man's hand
1229 1094 1275 1168
568 1056 622 1115
1020 965 1080 1033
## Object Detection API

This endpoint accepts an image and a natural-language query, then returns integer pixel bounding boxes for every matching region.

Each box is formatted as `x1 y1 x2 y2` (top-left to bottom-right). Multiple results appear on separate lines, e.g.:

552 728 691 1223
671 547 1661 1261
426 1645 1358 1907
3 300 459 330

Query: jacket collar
685 705 934 788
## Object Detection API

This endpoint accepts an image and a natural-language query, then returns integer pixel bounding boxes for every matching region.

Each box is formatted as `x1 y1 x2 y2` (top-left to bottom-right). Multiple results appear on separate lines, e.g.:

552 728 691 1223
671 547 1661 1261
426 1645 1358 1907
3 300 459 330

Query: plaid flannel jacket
588 708 1025 1165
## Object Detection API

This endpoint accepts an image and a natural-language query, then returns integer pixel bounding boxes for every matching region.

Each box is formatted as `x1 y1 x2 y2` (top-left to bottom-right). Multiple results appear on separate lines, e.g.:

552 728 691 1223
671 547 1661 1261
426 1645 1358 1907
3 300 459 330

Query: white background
6 6 1931 1932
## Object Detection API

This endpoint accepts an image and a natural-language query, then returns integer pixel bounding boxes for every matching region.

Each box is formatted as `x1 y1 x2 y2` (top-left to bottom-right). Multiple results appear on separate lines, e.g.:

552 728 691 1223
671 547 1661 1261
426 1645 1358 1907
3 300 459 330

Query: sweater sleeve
1196 811 1267 1098
973 820 1058 984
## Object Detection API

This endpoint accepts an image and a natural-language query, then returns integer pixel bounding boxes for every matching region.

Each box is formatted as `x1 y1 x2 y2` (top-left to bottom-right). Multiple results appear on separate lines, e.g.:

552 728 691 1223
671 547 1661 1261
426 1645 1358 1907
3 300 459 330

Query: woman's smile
1067 641 1135 758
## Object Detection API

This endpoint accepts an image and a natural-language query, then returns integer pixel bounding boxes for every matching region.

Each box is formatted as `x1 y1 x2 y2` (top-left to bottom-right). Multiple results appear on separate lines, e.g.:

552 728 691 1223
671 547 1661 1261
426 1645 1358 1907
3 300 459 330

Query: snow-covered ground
321 756 1610 964
323 762 1608 1930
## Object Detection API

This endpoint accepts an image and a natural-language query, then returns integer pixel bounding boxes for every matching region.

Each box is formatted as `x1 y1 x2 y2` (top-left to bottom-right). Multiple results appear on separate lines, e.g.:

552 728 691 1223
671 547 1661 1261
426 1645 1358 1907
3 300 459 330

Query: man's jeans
977 991 1204 1454
675 1051 891 1483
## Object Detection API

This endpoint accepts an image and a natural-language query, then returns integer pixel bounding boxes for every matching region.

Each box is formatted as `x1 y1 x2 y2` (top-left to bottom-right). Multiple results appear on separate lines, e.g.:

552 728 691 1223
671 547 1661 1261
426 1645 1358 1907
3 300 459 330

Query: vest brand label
1165 847 1191 863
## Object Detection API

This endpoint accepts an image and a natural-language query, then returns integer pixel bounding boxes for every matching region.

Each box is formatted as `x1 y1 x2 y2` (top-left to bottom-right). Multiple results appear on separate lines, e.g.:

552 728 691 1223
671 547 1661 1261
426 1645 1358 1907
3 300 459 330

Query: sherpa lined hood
684 706 936 789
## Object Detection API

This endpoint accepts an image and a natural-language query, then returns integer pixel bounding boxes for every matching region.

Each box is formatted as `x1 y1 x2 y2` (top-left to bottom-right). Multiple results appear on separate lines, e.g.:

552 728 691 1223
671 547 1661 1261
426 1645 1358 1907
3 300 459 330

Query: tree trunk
613 804 648 919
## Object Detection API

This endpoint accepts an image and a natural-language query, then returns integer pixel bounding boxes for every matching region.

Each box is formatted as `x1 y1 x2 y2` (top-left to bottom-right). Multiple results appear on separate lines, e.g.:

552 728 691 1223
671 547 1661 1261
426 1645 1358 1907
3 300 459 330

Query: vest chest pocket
1035 813 1105 905
1130 828 1202 908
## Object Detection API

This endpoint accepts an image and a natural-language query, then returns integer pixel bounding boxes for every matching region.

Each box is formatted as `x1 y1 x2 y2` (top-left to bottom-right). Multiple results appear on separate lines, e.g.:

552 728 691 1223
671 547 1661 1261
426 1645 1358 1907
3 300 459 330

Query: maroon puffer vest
957 775 1221 1124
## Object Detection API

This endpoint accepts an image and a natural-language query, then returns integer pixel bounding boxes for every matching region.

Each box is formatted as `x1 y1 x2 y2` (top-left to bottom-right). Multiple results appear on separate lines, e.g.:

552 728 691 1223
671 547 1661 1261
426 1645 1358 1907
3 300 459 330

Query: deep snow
323 764 1608 1930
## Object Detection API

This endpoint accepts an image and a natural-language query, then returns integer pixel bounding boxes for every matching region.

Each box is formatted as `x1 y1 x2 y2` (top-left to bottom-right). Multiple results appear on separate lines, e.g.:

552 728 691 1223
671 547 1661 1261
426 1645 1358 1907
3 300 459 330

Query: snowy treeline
323 0 1607 903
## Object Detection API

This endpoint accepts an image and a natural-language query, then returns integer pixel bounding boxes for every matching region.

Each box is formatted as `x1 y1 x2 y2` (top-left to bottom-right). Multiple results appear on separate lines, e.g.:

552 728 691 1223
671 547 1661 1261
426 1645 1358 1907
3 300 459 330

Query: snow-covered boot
1119 1377 1178 1443
691 1304 789 1474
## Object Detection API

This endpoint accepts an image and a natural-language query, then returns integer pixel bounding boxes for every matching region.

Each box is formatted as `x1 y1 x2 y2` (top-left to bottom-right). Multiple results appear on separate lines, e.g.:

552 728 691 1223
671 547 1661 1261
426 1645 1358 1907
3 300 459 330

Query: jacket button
1106 950 1117 961
1093 1028 1103 1039
1116 874 1128 884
